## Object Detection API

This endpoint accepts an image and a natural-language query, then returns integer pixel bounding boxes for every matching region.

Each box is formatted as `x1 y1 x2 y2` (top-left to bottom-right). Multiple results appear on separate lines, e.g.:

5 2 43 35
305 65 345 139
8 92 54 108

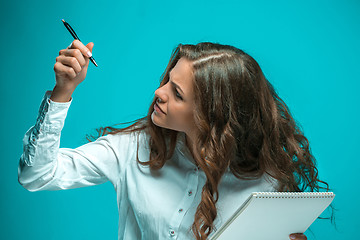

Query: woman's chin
151 112 163 128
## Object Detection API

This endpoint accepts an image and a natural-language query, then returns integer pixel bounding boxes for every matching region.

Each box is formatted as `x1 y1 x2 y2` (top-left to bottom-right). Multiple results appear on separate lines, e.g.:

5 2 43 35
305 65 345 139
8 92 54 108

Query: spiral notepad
210 192 335 240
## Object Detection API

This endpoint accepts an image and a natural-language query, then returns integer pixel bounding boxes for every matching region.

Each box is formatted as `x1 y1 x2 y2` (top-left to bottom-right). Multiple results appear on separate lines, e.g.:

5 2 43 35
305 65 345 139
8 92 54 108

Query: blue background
1 0 358 239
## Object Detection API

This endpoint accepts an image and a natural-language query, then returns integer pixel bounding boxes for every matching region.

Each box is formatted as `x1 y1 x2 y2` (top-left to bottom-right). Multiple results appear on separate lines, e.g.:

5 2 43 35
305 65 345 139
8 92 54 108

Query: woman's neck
185 133 199 166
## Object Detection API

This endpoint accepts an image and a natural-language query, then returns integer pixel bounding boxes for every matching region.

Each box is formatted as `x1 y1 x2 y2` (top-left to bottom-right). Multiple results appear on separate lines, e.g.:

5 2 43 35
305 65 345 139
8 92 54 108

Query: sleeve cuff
35 90 72 134
46 90 73 107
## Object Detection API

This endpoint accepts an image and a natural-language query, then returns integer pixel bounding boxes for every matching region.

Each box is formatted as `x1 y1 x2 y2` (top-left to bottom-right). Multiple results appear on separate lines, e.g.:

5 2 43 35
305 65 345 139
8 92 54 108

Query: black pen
61 19 98 67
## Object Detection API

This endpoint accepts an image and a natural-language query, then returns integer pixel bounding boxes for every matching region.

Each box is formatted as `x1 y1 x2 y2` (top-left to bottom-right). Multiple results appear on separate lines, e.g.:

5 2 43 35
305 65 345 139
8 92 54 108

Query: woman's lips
154 103 166 114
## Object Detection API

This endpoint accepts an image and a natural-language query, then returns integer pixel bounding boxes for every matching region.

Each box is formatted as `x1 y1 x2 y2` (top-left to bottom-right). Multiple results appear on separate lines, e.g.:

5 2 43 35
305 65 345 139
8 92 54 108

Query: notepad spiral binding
253 192 335 199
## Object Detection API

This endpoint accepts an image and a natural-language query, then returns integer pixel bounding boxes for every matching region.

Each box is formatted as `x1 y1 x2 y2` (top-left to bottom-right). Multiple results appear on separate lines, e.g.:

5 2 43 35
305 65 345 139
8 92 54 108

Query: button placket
168 138 200 238
167 168 199 239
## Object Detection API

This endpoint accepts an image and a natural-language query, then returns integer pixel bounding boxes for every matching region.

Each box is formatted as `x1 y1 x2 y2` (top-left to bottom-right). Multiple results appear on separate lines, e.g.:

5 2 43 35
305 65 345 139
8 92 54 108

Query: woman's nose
154 84 168 102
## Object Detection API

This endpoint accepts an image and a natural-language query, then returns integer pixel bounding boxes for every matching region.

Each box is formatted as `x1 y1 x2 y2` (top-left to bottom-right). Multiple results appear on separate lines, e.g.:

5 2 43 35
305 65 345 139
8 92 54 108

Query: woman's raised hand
51 39 94 102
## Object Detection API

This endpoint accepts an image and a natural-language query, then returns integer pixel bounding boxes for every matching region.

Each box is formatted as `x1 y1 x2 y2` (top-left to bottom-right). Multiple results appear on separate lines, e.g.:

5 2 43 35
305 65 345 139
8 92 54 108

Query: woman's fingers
55 55 82 74
54 61 77 79
58 48 86 67
58 39 92 67
67 39 92 58
289 233 307 240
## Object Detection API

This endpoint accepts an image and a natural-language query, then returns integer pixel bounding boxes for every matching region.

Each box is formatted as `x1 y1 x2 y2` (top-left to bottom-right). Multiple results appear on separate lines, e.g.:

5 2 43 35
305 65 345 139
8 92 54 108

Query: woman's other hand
289 233 307 239
51 39 94 102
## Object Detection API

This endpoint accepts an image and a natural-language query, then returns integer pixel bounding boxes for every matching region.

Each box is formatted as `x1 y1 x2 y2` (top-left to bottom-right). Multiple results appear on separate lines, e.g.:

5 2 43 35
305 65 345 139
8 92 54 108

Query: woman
18 39 326 239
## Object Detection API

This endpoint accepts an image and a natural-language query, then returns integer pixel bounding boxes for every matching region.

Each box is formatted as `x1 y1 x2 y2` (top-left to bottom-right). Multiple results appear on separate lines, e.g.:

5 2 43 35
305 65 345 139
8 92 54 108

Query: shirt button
169 230 175 237
188 190 193 196
178 208 183 213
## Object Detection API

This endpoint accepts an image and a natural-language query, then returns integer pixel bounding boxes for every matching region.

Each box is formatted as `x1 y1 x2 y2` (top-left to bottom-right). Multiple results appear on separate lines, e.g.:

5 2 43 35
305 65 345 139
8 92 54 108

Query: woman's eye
174 88 183 100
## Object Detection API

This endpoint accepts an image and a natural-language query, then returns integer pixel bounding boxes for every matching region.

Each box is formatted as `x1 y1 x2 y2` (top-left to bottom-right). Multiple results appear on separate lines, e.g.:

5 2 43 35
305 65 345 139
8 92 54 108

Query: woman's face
151 57 197 135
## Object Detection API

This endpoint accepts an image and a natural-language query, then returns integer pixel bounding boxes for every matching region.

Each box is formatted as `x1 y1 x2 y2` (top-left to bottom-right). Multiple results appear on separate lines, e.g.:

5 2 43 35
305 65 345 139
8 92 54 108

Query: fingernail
87 51 92 58
289 235 296 239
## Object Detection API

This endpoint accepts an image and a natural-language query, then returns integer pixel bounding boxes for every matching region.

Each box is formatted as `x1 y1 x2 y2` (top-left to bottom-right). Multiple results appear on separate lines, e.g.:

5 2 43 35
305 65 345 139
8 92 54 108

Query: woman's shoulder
223 170 279 191
97 127 150 148
262 173 279 191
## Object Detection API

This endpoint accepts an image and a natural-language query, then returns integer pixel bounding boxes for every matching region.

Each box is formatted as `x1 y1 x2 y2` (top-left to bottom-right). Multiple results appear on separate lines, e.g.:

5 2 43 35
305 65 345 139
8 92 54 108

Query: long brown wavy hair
87 42 331 239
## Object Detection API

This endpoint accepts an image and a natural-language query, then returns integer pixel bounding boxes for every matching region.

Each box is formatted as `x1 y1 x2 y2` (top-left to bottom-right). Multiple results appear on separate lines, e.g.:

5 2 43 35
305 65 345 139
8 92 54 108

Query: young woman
18 39 327 239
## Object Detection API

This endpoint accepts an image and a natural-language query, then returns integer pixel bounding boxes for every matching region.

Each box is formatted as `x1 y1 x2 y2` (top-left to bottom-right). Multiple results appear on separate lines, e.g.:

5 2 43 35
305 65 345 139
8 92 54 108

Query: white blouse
18 91 278 240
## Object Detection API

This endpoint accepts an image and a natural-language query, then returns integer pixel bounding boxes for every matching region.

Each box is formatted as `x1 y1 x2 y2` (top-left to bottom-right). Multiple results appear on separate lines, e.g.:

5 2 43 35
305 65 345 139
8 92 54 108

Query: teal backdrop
1 0 358 239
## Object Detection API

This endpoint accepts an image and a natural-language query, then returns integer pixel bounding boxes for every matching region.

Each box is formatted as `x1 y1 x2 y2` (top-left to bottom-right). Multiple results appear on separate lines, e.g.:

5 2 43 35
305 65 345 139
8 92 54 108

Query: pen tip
61 19 65 23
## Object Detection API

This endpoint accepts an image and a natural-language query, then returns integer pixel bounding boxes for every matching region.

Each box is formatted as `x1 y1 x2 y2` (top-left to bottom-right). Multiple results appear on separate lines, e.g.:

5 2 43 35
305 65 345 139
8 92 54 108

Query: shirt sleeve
18 91 125 192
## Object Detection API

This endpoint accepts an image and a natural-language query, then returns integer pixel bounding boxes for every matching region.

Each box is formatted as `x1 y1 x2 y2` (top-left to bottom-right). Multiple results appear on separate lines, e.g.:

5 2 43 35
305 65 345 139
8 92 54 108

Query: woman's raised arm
18 40 133 191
